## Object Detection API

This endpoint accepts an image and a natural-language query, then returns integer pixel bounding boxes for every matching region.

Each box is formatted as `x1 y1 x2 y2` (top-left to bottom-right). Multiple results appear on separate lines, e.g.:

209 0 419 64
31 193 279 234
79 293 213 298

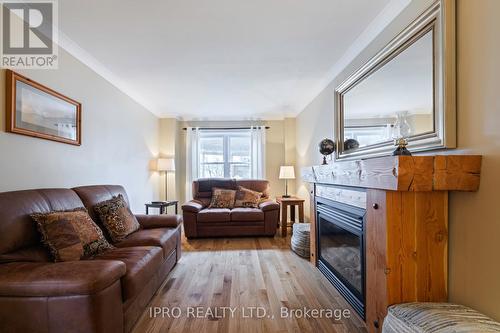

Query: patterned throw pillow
234 186 262 208
93 194 140 243
31 208 113 261
209 188 237 209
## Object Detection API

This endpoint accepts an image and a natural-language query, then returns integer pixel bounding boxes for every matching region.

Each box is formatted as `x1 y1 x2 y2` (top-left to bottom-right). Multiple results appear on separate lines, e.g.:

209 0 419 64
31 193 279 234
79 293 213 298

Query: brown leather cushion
94 246 163 301
72 185 130 223
197 198 211 208
0 246 50 264
197 208 231 223
181 200 204 213
259 200 280 211
230 208 264 221
0 260 126 297
135 214 182 229
93 194 140 243
0 189 87 256
196 178 236 195
31 208 113 260
115 228 178 258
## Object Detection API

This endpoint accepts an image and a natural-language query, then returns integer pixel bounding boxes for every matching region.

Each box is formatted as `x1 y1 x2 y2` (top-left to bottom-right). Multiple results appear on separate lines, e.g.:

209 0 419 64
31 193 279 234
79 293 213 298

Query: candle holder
392 138 412 156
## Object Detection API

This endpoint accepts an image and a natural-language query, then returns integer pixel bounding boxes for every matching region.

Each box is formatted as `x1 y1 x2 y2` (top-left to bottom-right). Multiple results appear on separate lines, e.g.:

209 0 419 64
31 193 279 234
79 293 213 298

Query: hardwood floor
132 231 367 333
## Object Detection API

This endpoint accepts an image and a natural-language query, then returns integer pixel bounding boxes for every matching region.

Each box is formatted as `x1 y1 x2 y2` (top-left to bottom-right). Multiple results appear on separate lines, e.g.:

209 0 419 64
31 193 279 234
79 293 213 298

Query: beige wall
159 118 181 202
158 119 296 203
284 117 297 195
295 0 500 320
296 85 336 219
296 0 434 218
0 49 160 213
448 0 500 320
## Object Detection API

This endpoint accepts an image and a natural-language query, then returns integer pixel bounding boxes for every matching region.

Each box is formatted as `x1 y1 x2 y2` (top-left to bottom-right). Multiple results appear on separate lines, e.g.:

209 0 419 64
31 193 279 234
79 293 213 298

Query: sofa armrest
259 200 280 212
0 260 126 297
182 200 204 213
135 214 182 229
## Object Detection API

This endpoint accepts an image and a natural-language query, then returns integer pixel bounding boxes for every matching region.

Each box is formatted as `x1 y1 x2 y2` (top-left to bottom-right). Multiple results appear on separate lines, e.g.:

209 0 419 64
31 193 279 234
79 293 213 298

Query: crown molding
56 31 160 116
174 115 287 122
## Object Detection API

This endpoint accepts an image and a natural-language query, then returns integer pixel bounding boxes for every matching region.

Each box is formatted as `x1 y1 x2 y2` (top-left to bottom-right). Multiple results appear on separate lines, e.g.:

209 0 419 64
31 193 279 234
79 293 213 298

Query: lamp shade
279 166 295 179
157 158 175 172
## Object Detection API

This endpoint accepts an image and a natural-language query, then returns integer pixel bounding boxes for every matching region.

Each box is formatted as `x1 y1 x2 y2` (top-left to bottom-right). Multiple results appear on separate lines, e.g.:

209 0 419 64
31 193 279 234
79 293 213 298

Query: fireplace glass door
316 197 365 318
319 215 363 299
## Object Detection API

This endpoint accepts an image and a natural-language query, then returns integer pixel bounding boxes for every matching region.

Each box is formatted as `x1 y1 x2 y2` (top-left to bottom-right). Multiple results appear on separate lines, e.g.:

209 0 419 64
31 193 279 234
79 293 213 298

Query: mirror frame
335 0 455 160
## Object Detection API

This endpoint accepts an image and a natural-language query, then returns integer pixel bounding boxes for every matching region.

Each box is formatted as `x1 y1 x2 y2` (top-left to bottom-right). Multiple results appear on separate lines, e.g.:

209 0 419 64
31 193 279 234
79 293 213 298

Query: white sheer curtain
250 126 266 179
186 126 265 201
185 127 200 202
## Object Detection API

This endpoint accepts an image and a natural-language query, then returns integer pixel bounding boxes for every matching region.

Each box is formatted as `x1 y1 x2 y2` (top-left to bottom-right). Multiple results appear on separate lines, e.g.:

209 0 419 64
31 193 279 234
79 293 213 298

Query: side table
276 196 305 237
145 201 178 215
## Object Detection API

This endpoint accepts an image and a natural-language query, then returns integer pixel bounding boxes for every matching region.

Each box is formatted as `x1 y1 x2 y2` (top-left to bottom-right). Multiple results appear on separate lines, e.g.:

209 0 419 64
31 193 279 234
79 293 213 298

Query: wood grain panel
434 155 481 191
366 189 388 333
365 190 449 331
414 191 448 301
384 191 448 306
309 186 317 265
398 156 434 191
385 191 418 304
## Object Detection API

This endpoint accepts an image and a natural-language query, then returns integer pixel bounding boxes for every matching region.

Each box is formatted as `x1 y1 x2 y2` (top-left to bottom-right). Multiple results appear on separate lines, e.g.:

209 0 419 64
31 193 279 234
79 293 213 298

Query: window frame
198 130 252 179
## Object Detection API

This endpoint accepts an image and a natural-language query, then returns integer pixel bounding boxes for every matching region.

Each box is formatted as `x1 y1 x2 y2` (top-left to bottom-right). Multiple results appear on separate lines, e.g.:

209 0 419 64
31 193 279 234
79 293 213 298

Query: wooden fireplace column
303 155 482 333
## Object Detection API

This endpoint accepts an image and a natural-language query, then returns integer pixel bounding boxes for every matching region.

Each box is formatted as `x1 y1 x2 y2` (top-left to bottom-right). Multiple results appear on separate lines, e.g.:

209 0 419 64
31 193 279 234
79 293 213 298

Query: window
198 130 252 179
186 126 265 200
344 125 392 148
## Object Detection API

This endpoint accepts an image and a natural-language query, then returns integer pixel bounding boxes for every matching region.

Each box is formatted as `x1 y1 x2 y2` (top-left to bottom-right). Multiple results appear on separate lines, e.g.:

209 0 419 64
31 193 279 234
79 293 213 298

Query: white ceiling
58 0 409 120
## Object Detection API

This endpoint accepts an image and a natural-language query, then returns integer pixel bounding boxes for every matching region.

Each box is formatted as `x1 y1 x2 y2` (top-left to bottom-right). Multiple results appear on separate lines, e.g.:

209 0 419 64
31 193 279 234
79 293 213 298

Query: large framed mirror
335 0 455 160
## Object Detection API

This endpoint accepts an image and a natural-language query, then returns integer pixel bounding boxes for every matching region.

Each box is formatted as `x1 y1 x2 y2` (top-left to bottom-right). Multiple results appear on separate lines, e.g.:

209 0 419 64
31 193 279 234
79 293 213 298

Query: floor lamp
157 158 175 202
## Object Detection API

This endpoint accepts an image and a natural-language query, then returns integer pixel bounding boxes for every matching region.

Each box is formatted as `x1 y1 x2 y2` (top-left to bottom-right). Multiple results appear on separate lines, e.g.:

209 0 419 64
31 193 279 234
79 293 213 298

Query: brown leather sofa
182 179 279 238
0 185 182 333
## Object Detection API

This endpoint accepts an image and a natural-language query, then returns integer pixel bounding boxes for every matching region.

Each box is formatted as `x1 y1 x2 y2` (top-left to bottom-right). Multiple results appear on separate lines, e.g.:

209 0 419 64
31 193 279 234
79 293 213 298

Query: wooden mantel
301 155 482 192
302 154 482 333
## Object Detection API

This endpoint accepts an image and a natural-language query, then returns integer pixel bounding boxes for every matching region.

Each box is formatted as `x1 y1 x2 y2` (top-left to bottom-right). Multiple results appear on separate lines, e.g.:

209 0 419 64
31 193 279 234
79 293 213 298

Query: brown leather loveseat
182 179 279 238
0 185 182 333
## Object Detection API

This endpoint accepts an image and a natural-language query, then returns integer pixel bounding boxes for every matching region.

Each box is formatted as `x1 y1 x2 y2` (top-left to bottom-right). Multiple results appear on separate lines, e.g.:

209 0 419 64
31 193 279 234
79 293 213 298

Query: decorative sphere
319 138 335 156
344 138 360 151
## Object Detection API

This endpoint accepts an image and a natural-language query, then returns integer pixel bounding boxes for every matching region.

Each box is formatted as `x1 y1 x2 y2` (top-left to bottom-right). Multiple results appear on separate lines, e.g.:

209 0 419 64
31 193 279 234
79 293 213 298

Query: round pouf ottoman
383 302 500 333
291 223 310 258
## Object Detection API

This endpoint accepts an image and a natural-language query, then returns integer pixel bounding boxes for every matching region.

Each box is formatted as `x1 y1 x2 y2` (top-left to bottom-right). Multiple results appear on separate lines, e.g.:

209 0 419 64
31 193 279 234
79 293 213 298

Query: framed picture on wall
5 70 82 146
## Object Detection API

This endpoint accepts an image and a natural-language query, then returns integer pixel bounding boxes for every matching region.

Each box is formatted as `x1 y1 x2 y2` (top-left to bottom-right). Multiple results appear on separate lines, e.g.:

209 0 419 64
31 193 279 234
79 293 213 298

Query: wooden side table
145 201 178 215
276 196 305 237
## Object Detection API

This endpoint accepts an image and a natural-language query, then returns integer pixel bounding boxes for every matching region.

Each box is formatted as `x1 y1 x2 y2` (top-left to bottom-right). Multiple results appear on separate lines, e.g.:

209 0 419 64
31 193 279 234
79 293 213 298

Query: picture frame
5 70 82 146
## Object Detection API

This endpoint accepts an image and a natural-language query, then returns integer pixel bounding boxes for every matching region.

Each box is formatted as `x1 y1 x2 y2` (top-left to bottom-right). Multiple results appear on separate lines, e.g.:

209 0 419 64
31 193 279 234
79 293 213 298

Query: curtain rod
182 126 270 130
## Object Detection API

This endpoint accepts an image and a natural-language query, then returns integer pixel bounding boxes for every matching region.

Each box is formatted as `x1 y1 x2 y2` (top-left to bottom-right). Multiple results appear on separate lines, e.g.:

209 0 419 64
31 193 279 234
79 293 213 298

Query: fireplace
316 191 366 319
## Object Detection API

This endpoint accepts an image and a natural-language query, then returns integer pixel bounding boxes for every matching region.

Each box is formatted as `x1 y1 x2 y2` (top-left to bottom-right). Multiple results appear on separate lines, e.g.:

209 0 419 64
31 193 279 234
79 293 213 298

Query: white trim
56 31 169 116
169 115 286 121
